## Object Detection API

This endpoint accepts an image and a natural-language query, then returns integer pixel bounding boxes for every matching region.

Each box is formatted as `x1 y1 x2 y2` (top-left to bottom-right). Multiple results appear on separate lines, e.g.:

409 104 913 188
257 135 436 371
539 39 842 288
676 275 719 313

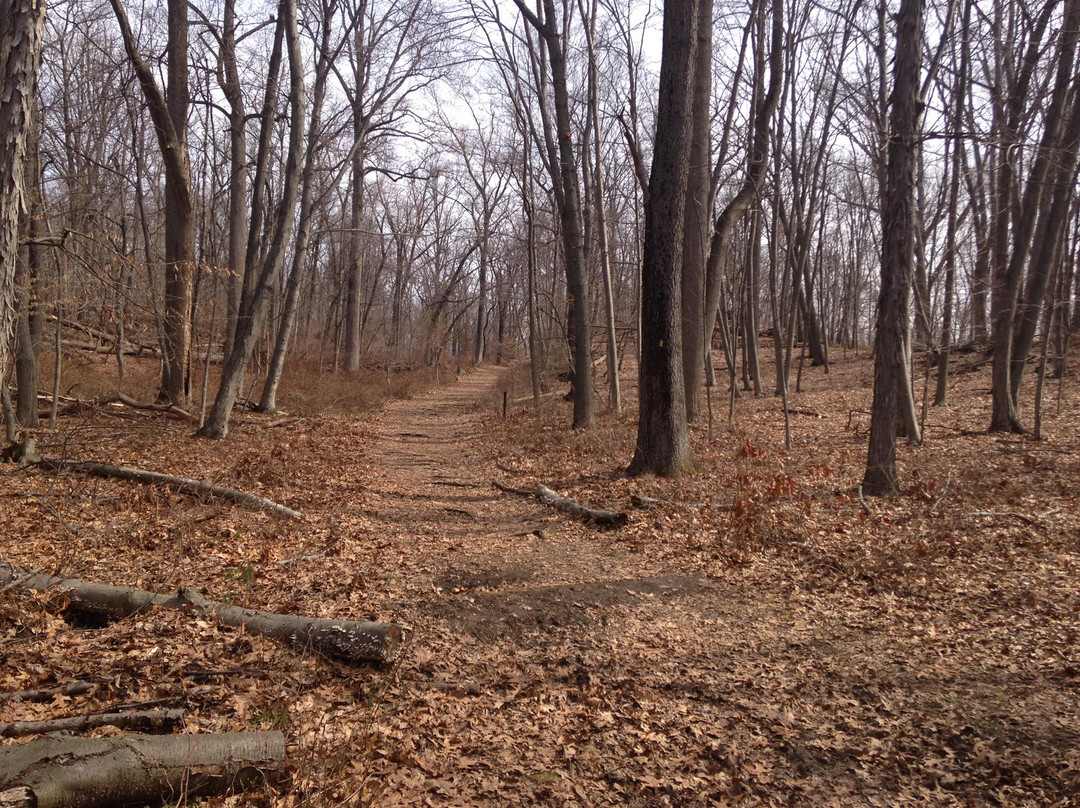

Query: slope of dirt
2 355 1079 807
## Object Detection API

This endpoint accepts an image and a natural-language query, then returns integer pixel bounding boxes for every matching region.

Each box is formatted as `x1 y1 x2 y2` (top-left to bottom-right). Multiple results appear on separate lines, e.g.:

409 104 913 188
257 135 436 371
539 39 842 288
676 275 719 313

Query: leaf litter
1 353 1078 806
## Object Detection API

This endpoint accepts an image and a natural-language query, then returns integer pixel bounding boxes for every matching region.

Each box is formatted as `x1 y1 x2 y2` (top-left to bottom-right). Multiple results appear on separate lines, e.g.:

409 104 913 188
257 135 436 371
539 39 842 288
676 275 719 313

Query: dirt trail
355 365 697 640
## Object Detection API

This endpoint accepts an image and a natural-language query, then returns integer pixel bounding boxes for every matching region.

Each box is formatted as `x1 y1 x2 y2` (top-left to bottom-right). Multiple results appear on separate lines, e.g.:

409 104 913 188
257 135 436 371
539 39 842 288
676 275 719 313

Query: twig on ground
857 485 872 516
929 470 952 513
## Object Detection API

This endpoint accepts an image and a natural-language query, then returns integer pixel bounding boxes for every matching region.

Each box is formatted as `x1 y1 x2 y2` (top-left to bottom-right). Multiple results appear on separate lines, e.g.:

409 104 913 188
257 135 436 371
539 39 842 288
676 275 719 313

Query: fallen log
0 731 284 808
0 562 402 665
0 680 94 703
36 456 300 520
0 709 184 739
493 479 628 528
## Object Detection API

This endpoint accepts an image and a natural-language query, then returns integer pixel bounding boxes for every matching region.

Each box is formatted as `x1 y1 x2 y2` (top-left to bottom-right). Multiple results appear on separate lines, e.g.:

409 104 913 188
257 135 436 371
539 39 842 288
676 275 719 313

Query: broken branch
0 709 184 739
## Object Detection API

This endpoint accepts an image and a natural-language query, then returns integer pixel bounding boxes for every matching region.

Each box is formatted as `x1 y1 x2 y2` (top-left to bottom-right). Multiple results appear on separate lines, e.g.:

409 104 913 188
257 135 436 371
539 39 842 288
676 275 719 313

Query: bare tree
628 0 699 477
109 0 194 407
199 0 305 439
513 0 594 429
862 0 923 496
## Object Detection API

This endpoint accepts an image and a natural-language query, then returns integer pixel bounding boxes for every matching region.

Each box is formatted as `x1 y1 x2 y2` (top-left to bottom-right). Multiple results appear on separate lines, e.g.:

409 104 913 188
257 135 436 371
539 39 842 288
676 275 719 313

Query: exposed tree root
493 479 628 527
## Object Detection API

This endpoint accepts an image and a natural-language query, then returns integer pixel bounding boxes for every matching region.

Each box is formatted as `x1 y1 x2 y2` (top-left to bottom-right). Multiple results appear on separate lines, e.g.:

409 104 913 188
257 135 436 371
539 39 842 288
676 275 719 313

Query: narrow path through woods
355 365 696 640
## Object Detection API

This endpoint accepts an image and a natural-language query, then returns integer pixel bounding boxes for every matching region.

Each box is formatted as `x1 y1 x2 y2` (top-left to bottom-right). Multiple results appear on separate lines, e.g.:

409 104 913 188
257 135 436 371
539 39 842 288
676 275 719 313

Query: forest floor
1 348 1079 807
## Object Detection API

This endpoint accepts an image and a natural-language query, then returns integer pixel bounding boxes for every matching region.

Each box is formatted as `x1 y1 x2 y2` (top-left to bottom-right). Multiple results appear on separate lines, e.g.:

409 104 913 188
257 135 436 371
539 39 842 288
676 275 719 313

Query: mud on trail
2 357 1079 806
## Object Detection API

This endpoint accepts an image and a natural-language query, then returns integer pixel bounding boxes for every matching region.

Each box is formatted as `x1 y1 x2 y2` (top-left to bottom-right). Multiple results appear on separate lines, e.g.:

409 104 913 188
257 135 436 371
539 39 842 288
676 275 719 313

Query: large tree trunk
109 0 193 408
0 732 284 808
628 0 698 477
863 0 923 496
0 0 45 397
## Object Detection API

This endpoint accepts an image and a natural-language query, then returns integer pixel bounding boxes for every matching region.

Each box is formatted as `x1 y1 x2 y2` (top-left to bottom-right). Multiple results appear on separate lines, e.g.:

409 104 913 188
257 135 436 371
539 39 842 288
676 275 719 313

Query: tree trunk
1007 0 1080 406
0 0 45 399
581 0 620 413
200 0 304 439
935 0 973 406
109 0 193 408
220 0 248 364
0 732 284 808
863 0 923 496
701 0 783 399
987 1 1059 432
260 4 341 413
628 0 699 477
680 0 712 422
14 94 43 426
514 0 594 429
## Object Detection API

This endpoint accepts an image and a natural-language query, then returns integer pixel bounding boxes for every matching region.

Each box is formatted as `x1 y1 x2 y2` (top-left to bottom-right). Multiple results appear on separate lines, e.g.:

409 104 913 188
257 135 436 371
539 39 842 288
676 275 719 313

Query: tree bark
0 732 285 808
700 0 783 402
0 0 45 398
628 0 699 477
679 0 712 422
219 0 248 364
260 1 345 413
14 92 43 427
863 0 923 496
0 562 402 664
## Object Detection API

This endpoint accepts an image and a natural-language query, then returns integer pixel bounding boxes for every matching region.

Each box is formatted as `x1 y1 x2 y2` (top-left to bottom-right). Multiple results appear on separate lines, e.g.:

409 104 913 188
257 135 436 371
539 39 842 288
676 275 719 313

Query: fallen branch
492 479 628 528
94 393 192 421
961 510 1043 528
0 563 402 665
0 681 94 703
0 731 284 808
0 709 184 739
36 456 300 520
784 406 824 418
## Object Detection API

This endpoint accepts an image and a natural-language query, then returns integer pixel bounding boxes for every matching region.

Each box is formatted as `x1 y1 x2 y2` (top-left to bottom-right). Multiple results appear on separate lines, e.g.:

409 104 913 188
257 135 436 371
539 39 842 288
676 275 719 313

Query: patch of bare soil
2 353 1079 807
